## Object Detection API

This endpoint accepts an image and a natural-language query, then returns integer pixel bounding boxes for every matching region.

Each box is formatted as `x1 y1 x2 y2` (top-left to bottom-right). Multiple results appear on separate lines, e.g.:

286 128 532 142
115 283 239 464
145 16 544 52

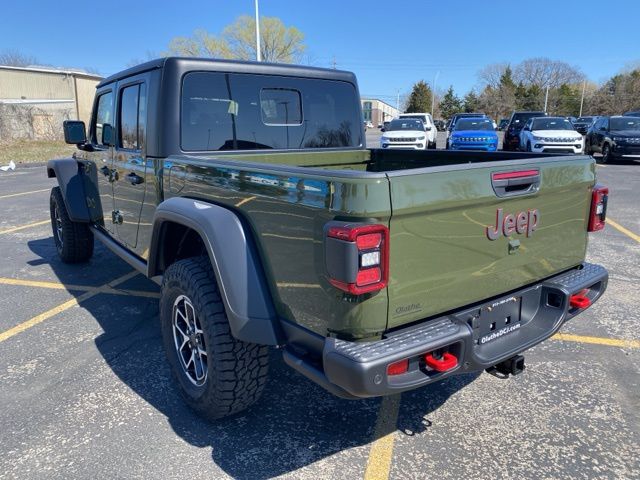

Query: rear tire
160 256 269 421
49 186 94 263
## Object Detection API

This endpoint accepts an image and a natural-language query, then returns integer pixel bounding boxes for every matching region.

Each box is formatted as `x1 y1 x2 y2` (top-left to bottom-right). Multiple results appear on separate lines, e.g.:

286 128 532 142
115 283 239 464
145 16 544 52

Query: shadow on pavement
29 236 479 479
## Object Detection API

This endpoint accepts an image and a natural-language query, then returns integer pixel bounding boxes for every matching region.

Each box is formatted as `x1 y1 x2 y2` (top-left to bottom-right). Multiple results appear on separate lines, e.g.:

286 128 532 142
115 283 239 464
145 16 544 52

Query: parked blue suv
447 117 498 151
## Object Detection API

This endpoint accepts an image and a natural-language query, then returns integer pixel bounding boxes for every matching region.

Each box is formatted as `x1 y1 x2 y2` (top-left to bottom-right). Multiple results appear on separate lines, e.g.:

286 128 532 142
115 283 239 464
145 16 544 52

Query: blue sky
2 0 638 104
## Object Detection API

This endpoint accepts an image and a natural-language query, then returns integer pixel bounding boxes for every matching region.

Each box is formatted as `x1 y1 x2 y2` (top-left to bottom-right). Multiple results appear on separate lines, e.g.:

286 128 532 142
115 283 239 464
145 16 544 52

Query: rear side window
181 72 362 151
92 91 113 145
118 83 147 150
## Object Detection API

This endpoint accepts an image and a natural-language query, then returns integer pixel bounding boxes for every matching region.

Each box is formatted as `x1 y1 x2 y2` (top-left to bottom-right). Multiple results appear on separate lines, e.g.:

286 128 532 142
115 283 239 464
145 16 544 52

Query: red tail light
326 223 389 295
588 185 608 232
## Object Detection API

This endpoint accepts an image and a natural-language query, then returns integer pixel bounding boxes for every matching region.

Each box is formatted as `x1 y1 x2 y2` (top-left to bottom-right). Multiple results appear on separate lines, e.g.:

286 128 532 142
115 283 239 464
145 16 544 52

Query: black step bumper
284 263 608 399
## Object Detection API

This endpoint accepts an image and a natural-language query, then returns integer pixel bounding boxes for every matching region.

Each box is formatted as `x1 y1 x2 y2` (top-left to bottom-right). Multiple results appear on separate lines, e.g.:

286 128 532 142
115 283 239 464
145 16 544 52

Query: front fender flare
46 158 91 222
148 197 281 346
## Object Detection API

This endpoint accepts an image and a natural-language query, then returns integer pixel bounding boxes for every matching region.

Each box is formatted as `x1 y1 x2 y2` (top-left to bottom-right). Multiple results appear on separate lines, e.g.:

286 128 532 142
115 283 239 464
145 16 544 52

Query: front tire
160 256 269 421
600 144 611 164
49 186 94 263
526 141 532 152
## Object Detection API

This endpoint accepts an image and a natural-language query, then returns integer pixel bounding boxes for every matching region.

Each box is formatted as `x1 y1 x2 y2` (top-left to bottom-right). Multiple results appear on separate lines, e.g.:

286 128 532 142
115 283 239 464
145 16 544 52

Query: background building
0 65 101 143
361 98 399 126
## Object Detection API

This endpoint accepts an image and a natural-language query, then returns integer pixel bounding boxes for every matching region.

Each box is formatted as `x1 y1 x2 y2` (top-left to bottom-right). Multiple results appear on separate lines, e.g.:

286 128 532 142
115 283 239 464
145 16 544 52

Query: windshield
400 115 428 125
610 117 640 131
387 119 424 131
454 118 494 131
576 117 594 123
531 118 574 131
512 112 545 126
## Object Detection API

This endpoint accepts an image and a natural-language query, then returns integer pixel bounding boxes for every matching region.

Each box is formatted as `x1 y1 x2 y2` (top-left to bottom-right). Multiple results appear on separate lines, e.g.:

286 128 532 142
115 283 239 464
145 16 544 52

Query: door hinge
112 210 124 225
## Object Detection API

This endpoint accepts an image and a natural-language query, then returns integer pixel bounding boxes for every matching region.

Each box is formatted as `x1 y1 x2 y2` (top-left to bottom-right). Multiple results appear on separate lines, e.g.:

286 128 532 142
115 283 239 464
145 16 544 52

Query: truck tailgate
386 157 595 329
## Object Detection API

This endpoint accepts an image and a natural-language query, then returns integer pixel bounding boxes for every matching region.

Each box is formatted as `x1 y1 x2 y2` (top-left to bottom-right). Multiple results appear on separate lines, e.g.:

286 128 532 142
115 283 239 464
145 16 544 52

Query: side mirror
380 128 385 132
63 120 86 145
102 123 115 146
425 126 431 131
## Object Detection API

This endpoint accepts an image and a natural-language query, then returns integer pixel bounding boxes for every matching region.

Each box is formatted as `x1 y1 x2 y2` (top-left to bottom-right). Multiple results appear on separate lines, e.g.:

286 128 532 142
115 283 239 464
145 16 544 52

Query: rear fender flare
148 197 281 346
46 158 91 222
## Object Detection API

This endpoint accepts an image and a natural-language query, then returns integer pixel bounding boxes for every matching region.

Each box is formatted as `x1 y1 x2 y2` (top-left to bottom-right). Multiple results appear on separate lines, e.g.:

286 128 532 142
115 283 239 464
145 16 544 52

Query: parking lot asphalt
0 150 638 480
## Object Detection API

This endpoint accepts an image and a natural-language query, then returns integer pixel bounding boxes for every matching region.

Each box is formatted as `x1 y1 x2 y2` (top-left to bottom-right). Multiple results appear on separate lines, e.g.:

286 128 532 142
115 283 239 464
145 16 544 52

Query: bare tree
0 49 38 67
477 63 511 88
514 57 584 89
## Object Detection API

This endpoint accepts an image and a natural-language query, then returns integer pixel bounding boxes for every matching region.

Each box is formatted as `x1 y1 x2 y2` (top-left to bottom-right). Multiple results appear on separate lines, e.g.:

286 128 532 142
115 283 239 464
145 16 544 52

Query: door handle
126 172 144 185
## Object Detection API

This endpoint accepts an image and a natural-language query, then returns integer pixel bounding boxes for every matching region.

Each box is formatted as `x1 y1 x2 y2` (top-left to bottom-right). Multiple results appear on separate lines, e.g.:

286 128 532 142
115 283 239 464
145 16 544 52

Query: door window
92 91 113 145
118 83 147 150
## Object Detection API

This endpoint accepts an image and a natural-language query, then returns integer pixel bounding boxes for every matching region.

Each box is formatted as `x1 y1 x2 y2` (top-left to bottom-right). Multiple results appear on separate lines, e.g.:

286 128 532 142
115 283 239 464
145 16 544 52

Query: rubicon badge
486 208 539 240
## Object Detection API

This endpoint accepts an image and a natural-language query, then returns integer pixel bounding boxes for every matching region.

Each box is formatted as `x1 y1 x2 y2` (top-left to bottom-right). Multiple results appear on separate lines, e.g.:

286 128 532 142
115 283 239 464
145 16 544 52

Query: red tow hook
424 352 458 372
569 294 591 309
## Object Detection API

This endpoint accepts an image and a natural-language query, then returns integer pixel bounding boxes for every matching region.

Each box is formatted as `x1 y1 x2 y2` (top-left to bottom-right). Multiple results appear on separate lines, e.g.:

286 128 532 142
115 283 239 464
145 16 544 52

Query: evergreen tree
404 81 433 113
439 86 463 119
463 90 480 113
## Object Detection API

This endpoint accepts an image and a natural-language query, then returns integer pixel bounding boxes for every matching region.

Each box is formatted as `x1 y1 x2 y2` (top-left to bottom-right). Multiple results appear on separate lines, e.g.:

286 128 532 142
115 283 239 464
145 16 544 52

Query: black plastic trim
148 197 281 345
283 263 608 398
46 158 91 222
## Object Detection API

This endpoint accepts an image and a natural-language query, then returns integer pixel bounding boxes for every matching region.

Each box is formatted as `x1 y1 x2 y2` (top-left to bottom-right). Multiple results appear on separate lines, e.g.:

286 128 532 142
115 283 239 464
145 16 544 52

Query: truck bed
166 149 595 339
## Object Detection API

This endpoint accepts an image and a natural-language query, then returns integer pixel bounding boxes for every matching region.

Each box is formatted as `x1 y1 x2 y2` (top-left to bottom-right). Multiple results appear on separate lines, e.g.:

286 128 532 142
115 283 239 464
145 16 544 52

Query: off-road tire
160 256 269 421
49 186 94 263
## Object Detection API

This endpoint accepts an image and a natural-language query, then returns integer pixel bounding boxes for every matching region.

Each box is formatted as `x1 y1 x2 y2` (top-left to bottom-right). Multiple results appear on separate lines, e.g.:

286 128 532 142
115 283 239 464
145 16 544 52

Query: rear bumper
284 263 607 398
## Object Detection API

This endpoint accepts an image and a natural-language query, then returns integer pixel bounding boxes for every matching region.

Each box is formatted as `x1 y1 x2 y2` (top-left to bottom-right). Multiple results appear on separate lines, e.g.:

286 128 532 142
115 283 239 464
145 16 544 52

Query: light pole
431 70 440 115
544 85 550 113
255 0 261 62
579 80 586 117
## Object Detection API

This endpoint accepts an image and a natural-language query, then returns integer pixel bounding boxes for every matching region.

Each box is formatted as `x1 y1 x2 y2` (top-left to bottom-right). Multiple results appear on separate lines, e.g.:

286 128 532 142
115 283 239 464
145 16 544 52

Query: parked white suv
380 118 429 150
397 113 437 149
520 116 584 154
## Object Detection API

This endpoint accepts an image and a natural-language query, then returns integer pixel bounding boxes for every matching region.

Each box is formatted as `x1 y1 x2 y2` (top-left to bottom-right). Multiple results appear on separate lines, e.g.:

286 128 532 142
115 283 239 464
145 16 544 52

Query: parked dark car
573 116 597 135
503 111 546 151
498 118 509 131
585 116 640 163
624 110 640 116
434 119 446 131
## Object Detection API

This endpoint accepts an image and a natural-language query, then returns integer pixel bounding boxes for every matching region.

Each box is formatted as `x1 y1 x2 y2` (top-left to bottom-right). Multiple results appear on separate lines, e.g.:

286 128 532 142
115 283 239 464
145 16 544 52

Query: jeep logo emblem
486 208 539 240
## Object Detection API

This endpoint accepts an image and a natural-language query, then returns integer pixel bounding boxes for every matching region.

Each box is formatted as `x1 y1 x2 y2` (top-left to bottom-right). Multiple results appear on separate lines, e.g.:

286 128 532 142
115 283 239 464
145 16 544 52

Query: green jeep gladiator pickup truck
48 57 609 420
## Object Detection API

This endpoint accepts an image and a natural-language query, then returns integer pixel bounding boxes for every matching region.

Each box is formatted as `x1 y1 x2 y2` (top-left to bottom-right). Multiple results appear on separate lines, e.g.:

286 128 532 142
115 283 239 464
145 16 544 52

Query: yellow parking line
0 188 50 200
0 277 159 299
0 220 50 235
0 271 139 343
607 218 640 243
364 394 401 480
553 333 640 349
235 196 256 207
0 277 90 291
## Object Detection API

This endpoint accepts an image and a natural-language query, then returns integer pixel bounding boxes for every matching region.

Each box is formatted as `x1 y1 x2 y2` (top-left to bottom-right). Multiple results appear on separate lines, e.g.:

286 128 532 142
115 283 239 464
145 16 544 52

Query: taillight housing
588 185 608 232
325 223 389 295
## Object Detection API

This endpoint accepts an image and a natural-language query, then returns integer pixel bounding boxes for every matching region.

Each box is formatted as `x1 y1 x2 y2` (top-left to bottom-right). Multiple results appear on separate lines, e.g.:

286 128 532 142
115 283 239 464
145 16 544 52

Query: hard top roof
98 57 357 88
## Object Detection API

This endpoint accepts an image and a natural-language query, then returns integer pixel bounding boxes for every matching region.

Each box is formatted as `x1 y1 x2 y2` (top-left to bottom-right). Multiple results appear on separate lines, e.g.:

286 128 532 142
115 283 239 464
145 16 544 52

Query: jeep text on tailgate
47 58 608 420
